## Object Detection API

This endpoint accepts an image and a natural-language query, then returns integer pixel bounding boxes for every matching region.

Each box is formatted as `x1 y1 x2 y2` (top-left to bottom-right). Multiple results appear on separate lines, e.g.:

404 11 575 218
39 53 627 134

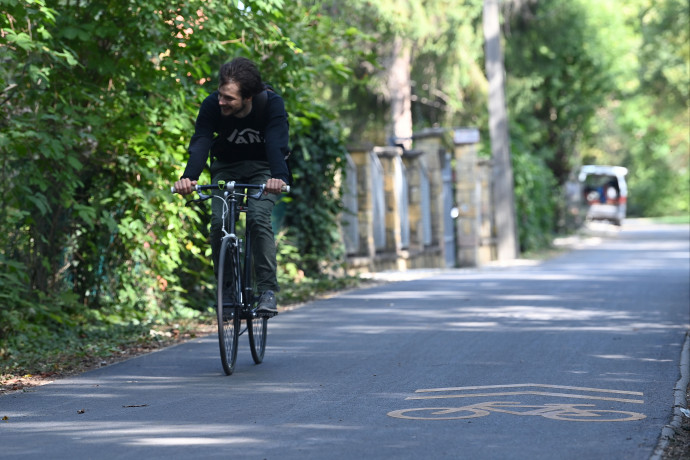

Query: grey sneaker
256 290 278 315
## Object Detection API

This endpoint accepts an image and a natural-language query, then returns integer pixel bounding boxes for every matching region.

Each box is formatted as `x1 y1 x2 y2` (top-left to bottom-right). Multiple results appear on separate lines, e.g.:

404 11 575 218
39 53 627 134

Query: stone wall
342 128 497 274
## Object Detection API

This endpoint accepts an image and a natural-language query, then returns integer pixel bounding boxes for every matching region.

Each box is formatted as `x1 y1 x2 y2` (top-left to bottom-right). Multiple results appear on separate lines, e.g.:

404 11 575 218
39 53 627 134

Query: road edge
650 330 690 460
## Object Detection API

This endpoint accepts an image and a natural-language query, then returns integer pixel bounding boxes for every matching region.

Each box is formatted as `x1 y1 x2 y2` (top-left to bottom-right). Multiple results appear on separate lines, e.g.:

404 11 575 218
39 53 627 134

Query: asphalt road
1 220 688 460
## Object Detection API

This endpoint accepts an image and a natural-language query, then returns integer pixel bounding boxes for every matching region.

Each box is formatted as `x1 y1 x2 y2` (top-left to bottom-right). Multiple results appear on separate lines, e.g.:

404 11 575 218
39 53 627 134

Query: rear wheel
245 235 268 364
249 314 268 364
217 237 240 375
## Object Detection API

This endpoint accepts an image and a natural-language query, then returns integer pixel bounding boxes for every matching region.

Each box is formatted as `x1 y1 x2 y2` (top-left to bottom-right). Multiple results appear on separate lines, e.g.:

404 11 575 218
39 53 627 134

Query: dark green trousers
210 160 280 293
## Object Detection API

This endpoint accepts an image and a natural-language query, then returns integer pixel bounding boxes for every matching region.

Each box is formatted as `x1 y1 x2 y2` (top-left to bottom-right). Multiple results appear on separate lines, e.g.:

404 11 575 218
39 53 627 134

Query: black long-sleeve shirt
181 90 290 182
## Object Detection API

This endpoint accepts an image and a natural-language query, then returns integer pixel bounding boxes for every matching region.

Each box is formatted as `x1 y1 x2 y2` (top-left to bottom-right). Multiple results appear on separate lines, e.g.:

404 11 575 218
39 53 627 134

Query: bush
512 150 558 253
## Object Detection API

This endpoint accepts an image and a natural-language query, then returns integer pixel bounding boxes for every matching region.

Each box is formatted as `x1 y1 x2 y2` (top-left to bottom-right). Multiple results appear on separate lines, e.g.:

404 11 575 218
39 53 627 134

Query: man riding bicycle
174 57 290 315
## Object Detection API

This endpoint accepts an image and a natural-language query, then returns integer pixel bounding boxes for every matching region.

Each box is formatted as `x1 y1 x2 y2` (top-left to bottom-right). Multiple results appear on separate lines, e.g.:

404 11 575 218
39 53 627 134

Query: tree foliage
501 0 687 233
319 0 486 144
503 0 636 184
0 0 359 369
580 0 689 217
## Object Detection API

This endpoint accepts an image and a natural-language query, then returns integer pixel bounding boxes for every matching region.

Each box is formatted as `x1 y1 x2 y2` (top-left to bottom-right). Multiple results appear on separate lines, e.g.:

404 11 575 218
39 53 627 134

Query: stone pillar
374 146 404 255
341 154 359 255
347 147 375 269
402 149 424 252
453 129 481 267
477 158 497 264
412 128 446 250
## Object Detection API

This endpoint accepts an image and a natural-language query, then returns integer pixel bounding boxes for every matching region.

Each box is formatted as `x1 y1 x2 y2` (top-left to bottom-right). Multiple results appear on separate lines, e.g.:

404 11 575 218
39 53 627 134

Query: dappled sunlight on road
310 274 685 334
5 421 267 448
129 437 255 446
304 224 689 339
592 354 672 363
454 305 634 321
329 302 686 334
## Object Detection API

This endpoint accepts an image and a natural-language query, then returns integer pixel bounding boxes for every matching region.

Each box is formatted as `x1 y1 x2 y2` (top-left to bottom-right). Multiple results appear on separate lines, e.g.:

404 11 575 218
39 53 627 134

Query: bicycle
172 180 289 375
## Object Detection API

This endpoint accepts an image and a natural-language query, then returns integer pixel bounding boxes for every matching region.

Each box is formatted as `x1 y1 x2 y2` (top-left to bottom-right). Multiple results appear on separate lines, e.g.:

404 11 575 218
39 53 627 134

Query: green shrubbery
0 0 357 373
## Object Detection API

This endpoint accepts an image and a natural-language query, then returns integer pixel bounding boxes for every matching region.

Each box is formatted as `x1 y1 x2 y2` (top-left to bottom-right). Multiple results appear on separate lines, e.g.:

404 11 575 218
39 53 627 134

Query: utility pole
483 0 518 260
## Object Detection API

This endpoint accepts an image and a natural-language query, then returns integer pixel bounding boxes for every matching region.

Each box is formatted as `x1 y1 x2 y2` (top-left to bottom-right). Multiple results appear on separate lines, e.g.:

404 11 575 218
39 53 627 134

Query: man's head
218 57 264 99
217 57 263 118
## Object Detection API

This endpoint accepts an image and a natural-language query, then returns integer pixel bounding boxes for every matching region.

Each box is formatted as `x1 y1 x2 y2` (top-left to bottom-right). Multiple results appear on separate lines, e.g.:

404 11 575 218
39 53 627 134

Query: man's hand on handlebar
172 178 288 196
264 178 286 195
174 178 197 195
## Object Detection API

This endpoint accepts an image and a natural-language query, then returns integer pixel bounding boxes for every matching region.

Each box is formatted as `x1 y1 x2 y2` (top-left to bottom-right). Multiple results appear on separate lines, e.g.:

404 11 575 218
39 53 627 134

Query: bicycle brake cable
211 194 231 238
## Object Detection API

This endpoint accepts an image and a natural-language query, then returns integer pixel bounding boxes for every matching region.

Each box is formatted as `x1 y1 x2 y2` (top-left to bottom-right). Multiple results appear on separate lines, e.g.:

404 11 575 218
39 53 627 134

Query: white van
578 165 628 226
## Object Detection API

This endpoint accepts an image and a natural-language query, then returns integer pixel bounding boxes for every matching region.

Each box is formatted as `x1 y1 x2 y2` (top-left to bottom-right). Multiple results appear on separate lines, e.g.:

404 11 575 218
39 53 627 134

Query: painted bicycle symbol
388 400 646 422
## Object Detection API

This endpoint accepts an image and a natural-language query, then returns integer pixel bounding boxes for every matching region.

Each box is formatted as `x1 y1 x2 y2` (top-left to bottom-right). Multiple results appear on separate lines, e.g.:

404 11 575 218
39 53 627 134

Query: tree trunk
387 36 413 150
484 0 519 259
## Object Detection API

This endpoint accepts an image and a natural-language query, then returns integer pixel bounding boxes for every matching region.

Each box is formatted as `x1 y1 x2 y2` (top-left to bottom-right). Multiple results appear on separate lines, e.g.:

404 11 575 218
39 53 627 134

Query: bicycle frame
218 181 258 310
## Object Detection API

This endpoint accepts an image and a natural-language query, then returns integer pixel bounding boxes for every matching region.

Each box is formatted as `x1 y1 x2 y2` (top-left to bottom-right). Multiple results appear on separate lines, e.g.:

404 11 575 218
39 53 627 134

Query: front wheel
217 237 240 375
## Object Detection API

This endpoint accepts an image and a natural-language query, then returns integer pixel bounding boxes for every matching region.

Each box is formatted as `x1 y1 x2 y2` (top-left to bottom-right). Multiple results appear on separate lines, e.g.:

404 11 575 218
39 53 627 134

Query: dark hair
218 57 264 99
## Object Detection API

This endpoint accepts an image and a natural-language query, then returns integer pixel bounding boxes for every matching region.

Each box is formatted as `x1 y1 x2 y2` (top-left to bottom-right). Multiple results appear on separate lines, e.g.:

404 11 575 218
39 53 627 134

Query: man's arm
181 93 219 181
263 93 290 184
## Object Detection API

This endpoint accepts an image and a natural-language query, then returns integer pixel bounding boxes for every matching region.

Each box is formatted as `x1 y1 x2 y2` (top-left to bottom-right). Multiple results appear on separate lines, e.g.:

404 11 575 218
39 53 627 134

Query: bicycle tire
387 407 488 420
543 409 646 422
245 235 268 364
217 236 240 375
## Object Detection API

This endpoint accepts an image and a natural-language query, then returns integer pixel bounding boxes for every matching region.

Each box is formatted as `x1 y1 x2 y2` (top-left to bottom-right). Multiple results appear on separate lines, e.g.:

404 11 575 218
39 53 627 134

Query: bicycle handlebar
171 181 290 195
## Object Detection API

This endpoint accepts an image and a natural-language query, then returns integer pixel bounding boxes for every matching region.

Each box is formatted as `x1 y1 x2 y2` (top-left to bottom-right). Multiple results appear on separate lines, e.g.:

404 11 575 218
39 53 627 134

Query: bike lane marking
388 401 647 422
387 383 647 422
407 383 644 404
